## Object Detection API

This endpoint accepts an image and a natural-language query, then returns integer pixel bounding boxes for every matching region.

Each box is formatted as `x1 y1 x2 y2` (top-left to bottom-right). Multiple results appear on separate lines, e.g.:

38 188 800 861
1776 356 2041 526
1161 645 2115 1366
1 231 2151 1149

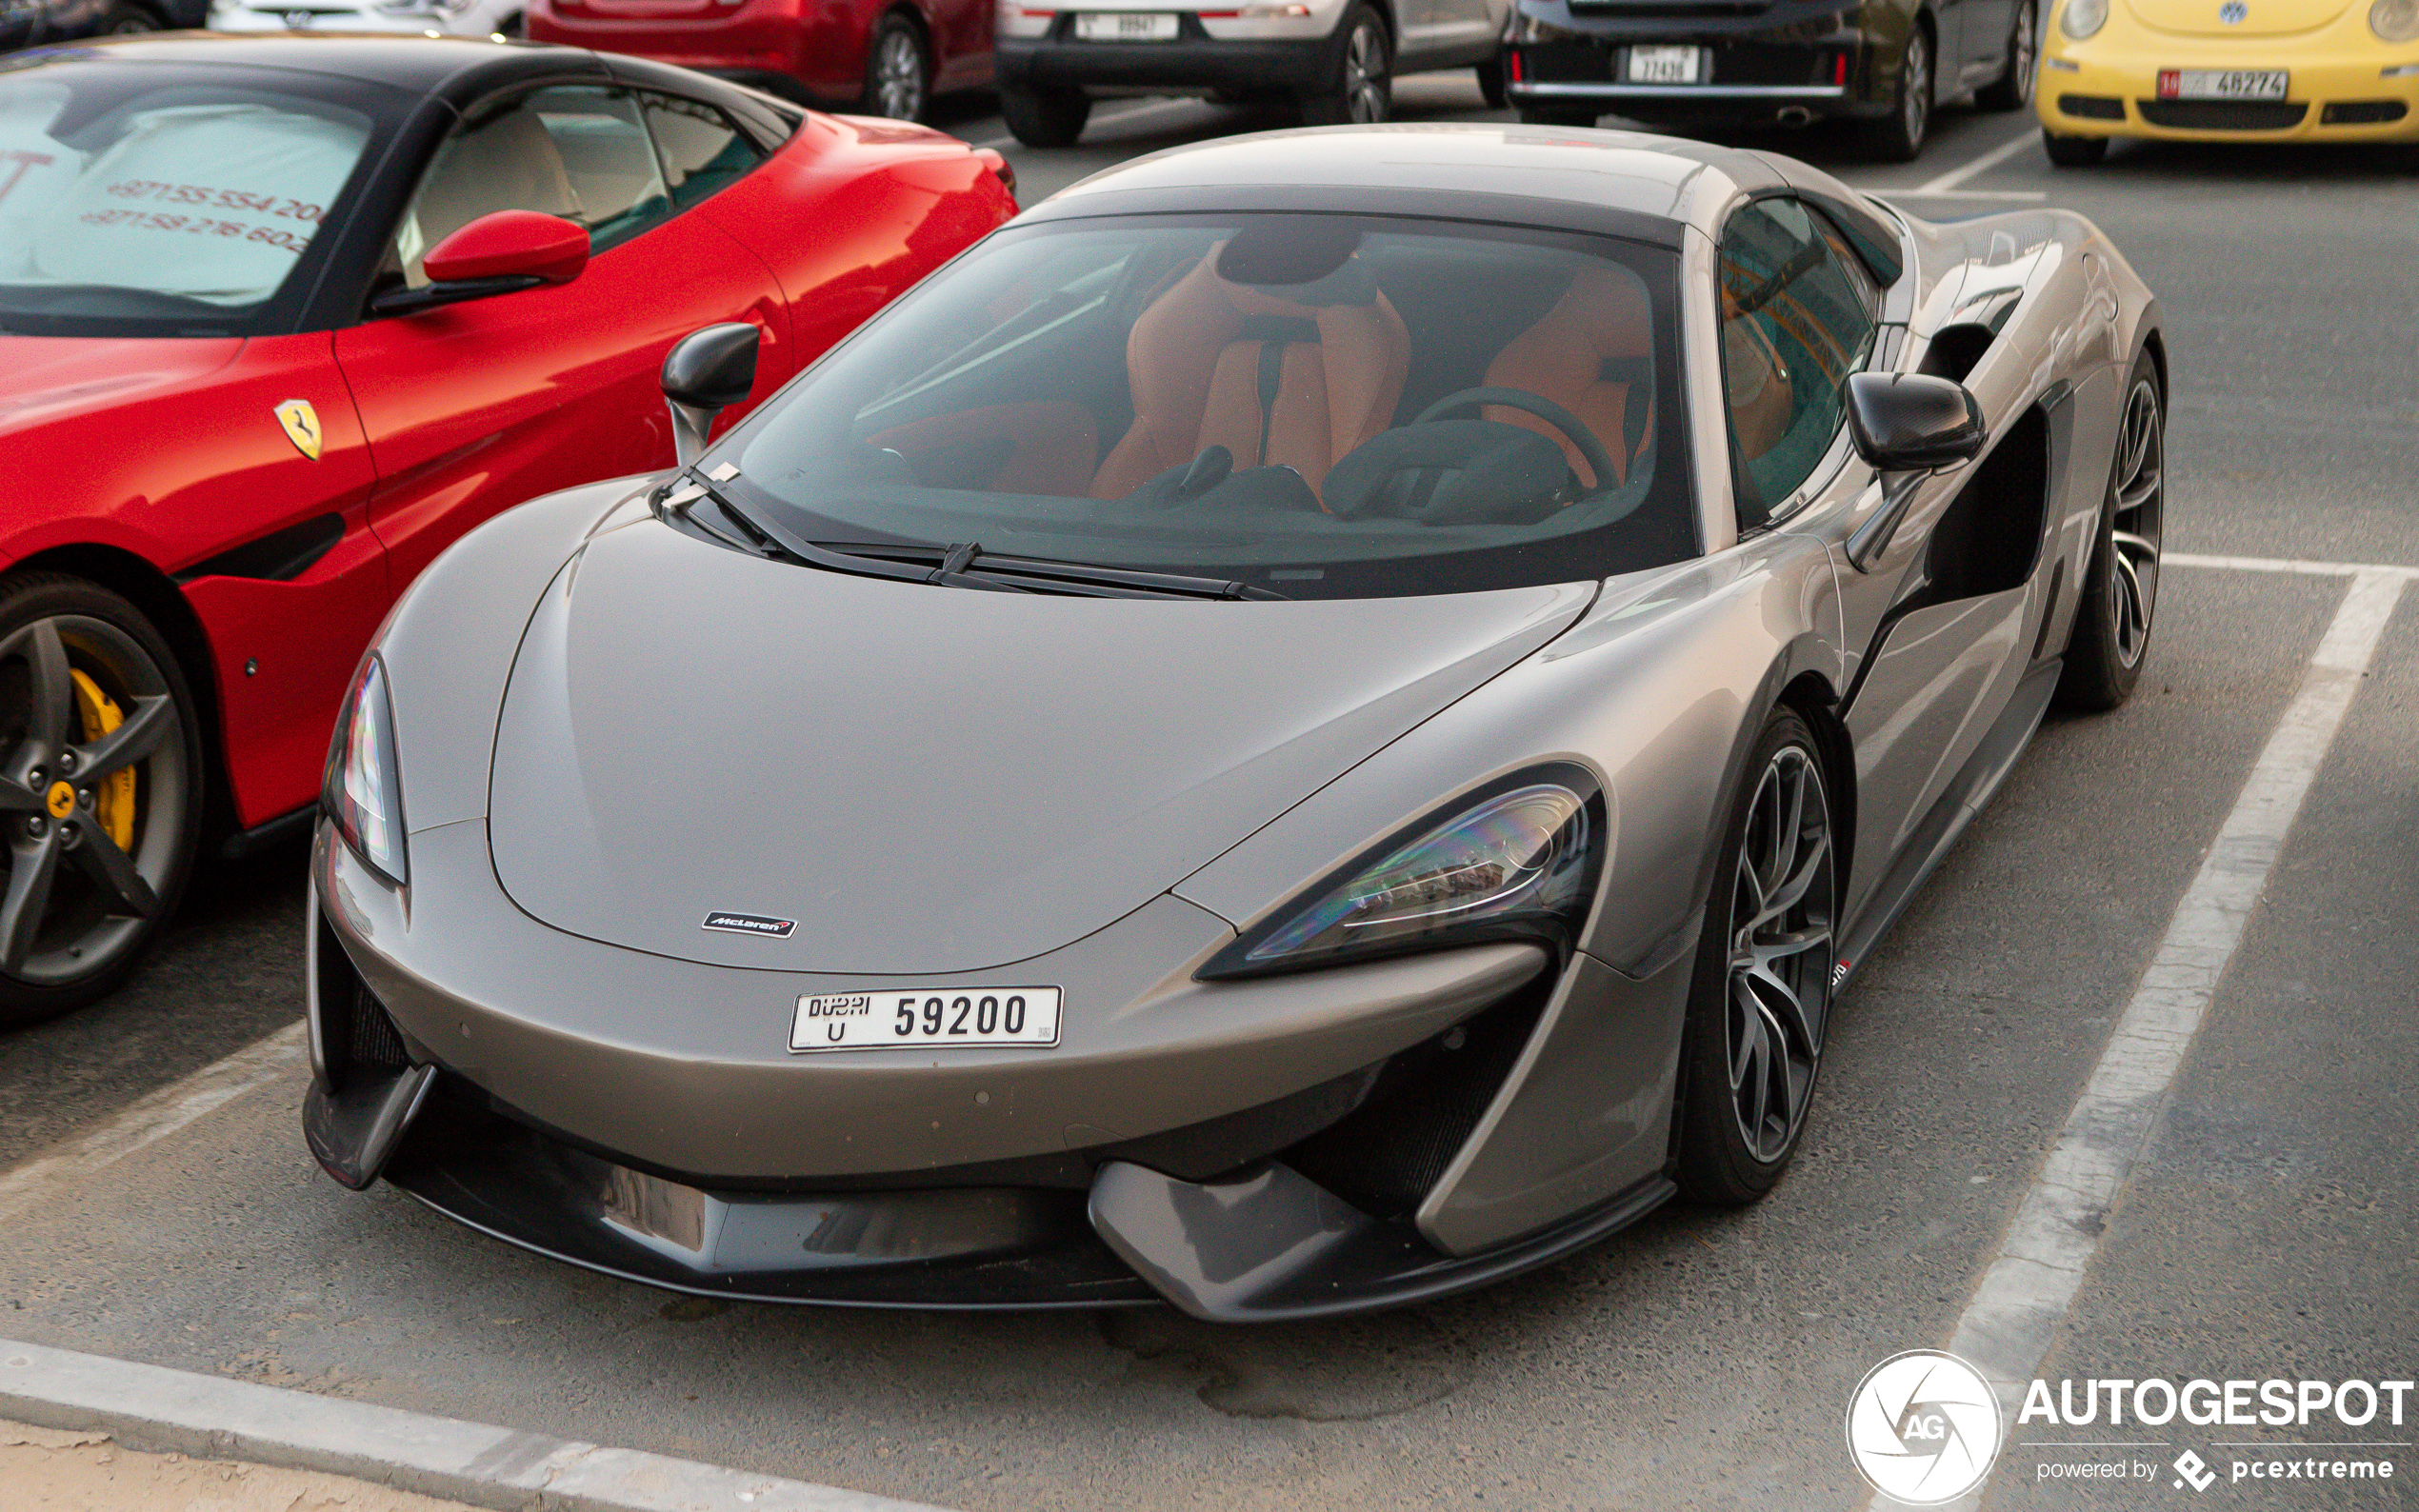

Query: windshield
0 60 380 335
720 212 1696 599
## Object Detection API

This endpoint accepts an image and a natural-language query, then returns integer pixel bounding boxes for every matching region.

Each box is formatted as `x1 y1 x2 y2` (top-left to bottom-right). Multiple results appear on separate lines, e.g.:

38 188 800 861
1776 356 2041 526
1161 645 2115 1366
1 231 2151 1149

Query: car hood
0 336 246 435
485 518 1594 974
2121 0 2351 34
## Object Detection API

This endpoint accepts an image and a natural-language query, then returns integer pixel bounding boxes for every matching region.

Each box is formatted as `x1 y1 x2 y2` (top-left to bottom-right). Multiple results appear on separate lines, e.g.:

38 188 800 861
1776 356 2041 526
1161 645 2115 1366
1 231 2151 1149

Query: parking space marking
0 1021 304 1228
1912 559 2409 1509
1909 129 2039 194
970 97 1219 151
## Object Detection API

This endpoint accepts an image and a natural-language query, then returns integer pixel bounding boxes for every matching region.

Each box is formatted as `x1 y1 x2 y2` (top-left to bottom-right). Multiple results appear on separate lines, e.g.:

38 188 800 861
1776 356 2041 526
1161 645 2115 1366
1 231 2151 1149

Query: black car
1504 0 2038 159
4 0 208 51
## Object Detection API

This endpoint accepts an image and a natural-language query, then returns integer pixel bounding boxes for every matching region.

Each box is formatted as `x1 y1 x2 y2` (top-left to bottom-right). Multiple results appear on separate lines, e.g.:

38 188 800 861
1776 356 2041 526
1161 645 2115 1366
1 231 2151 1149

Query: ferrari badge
274 399 323 461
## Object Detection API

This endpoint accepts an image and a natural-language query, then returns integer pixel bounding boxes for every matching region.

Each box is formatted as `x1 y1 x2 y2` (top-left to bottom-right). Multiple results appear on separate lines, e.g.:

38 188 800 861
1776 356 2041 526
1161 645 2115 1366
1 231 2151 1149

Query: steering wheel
1413 387 1619 491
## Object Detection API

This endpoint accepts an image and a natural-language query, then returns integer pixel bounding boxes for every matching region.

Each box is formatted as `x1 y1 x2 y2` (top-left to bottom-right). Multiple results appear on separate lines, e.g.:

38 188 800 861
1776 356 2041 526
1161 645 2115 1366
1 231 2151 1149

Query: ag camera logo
1847 1350 2004 1504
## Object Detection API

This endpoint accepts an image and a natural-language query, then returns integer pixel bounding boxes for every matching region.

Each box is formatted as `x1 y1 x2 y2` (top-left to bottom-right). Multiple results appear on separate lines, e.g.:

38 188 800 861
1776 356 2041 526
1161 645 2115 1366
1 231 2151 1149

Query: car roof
4 31 602 103
1032 124 1791 241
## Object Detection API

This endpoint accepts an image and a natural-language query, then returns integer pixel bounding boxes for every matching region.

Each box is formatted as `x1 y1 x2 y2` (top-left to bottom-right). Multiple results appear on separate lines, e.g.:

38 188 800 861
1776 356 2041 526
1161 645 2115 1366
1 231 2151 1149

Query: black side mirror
662 323 760 468
1845 370 1986 472
1841 372 1988 572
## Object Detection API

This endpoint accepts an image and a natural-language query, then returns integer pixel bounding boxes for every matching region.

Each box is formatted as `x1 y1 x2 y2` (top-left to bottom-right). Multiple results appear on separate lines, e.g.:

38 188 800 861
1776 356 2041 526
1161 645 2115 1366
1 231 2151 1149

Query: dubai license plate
2157 68 2287 99
1074 11 1178 41
1627 45 1705 85
790 986 1063 1052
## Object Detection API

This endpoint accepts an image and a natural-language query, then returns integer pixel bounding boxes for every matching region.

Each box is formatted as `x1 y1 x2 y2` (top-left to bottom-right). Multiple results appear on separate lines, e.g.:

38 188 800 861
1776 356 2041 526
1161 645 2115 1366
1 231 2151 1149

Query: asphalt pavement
0 79 2411 1511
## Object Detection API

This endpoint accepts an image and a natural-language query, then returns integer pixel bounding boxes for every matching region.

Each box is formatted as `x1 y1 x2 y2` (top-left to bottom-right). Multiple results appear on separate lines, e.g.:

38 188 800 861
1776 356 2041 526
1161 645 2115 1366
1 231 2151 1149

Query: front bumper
2038 28 2419 140
307 817 1688 1316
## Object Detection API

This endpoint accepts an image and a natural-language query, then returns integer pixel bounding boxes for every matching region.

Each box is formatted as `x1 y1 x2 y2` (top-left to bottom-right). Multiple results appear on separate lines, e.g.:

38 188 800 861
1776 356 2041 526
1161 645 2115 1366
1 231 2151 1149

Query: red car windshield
0 61 377 333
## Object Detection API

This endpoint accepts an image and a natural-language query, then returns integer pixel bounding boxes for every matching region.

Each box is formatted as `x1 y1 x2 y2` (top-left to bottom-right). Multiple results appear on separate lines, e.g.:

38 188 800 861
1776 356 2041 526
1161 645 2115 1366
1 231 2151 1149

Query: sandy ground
0 1419 482 1511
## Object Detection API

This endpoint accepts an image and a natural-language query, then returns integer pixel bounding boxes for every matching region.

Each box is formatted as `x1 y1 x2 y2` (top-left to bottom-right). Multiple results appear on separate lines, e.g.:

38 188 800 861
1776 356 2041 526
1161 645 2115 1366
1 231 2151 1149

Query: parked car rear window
722 212 1698 599
0 68 370 328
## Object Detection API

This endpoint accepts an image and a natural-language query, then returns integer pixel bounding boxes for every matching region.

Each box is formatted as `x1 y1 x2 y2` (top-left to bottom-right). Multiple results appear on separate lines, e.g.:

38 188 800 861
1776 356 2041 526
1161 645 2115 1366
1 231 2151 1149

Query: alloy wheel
2109 376 2165 667
873 26 926 120
1902 29 1931 147
1724 744 1834 1164
0 614 188 988
1343 20 1389 124
2011 2 2037 105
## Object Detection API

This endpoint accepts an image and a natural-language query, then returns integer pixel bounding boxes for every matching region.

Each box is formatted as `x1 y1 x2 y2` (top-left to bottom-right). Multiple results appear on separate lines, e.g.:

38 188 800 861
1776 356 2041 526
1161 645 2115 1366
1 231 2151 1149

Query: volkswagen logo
1846 1350 2004 1505
2219 0 2248 21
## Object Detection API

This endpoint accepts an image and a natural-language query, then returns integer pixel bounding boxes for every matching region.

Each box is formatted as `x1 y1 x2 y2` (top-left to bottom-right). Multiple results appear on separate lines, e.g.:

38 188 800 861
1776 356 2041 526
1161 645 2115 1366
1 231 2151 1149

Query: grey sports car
307 125 2166 1320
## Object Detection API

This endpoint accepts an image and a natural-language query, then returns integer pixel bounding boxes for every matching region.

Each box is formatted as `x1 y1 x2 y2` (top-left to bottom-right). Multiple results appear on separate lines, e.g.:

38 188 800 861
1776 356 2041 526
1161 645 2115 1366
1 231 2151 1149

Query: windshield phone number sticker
81 180 325 253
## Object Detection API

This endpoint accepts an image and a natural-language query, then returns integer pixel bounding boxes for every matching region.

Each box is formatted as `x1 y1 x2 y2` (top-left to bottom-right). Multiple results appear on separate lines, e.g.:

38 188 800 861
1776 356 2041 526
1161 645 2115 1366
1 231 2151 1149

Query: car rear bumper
996 29 1333 92
2038 34 2419 141
1502 0 1878 121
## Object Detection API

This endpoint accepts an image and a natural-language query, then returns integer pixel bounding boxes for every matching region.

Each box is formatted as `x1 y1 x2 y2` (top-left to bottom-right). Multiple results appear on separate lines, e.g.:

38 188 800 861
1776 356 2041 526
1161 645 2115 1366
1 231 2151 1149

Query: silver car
307 125 2165 1321
992 0 1510 144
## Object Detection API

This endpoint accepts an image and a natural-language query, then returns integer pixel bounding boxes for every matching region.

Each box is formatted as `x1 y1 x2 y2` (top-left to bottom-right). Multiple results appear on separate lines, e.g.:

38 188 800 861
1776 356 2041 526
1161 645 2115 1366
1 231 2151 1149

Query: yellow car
2037 0 2419 160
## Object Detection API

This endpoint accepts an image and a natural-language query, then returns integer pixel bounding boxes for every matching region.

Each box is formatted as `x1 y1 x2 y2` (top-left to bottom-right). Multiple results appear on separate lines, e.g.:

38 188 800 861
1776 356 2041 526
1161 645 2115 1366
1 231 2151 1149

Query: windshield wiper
815 541 1288 602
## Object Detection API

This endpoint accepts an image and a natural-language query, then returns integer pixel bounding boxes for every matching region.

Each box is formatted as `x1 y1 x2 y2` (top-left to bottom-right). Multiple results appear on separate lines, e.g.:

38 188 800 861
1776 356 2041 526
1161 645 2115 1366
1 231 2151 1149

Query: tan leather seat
1481 266 1657 489
1092 249 1409 501
405 109 581 285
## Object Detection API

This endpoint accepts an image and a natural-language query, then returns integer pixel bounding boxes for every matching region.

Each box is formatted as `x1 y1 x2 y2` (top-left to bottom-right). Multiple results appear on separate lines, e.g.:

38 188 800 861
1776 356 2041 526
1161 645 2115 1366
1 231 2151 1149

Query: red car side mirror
423 209 590 288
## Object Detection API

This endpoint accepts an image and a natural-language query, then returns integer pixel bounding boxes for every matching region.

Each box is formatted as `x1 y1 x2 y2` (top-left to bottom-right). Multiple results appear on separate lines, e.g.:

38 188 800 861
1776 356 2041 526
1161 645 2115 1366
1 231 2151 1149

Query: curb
0 1337 956 1512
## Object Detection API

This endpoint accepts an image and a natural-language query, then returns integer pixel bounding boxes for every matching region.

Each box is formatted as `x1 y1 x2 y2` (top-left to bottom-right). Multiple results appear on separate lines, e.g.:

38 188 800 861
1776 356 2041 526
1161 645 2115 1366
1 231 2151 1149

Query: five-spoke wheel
2058 350 2165 708
0 576 199 1025
1678 709 1836 1203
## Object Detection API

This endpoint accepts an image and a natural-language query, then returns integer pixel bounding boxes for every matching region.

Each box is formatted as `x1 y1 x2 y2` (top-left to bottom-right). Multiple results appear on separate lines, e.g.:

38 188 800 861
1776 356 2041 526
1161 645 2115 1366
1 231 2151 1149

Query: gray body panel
314 125 2162 1311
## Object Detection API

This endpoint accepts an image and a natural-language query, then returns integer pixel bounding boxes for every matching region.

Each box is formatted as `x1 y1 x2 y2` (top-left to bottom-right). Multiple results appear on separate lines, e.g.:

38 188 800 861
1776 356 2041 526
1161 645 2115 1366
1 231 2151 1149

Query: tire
1299 4 1390 126
1975 0 2036 110
1858 21 1932 162
1477 54 1509 109
999 86 1091 148
0 575 203 1028
1517 105 1597 127
2042 127 2109 166
2056 351 2165 711
96 2 159 30
863 12 930 121
1674 709 1839 1205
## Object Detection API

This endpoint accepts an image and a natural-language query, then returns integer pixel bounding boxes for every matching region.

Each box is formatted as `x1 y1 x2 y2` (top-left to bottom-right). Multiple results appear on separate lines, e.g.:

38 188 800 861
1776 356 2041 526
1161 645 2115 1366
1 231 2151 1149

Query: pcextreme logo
1846 1350 2004 1504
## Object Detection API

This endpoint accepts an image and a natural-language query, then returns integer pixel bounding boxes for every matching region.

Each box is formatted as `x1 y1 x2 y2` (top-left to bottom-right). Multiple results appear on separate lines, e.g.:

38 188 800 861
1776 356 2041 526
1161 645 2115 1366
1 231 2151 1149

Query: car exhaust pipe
1775 106 1814 127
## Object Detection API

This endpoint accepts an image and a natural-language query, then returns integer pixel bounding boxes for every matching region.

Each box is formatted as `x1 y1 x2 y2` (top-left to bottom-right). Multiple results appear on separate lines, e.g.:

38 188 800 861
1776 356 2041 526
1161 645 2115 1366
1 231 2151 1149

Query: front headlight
2059 0 2108 38
323 655 408 885
1200 768 1605 979
2373 0 2419 42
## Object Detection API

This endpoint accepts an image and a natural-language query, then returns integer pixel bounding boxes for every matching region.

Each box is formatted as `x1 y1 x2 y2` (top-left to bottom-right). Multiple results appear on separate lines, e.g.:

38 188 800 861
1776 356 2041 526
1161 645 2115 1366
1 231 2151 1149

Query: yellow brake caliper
70 669 137 852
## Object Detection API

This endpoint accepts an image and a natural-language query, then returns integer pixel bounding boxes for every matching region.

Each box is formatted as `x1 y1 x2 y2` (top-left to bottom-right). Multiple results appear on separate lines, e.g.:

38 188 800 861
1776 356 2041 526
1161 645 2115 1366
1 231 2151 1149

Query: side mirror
1845 370 1986 472
370 210 589 317
1841 372 1987 572
661 323 760 468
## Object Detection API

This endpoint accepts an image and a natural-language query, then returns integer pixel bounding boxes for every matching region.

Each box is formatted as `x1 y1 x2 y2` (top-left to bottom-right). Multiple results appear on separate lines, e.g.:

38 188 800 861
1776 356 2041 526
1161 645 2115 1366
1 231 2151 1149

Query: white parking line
0 1021 306 1228
968 96 1220 152
1910 129 2040 193
1909 557 2410 1509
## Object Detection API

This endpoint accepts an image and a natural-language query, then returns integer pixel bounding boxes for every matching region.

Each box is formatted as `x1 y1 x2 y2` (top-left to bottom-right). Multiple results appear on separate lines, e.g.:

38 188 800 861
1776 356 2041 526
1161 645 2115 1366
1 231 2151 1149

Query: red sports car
0 32 1014 1021
528 0 993 123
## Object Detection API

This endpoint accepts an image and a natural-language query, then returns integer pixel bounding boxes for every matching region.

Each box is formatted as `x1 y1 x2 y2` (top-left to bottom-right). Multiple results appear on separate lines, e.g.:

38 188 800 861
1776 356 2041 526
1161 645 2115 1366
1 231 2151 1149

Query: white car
993 0 1510 145
209 0 526 39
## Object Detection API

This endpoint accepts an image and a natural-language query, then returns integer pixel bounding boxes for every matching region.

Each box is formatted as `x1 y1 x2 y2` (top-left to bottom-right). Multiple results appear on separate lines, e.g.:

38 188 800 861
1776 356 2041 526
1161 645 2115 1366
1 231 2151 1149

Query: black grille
1282 974 1554 1219
2136 99 2306 129
349 983 410 1070
2321 100 2408 124
2057 92 2125 119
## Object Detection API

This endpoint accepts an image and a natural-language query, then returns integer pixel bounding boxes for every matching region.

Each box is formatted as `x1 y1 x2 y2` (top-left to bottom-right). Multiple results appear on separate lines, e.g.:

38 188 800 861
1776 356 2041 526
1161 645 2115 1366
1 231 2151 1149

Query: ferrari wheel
2057 352 2165 709
865 12 930 121
1676 710 1836 1204
0 576 200 1027
1300 6 1390 126
1976 0 2036 110
1859 22 1931 161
